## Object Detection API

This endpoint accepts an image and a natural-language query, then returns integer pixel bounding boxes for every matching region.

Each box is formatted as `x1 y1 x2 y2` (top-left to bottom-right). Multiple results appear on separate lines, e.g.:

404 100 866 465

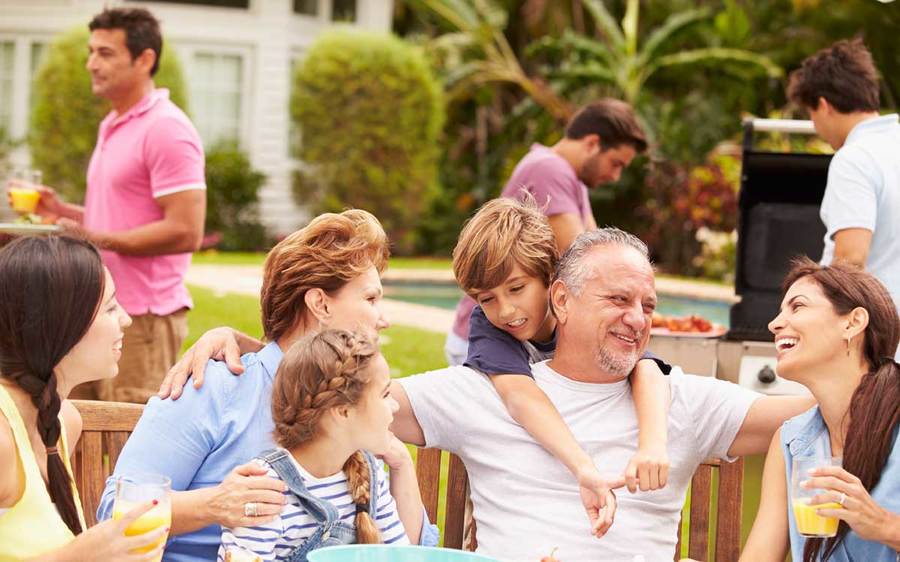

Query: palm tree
411 0 572 120
528 0 783 108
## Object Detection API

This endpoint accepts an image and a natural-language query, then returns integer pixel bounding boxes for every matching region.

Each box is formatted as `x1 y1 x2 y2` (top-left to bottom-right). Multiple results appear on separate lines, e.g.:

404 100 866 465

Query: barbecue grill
728 118 833 341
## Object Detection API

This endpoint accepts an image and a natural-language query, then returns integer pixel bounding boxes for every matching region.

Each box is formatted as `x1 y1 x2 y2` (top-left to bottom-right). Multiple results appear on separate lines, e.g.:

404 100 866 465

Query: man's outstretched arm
390 381 426 446
727 395 815 457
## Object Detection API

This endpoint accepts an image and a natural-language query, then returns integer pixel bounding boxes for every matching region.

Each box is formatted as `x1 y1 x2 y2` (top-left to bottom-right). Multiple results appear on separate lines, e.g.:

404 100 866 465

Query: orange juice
792 499 841 537
112 501 172 561
9 188 40 214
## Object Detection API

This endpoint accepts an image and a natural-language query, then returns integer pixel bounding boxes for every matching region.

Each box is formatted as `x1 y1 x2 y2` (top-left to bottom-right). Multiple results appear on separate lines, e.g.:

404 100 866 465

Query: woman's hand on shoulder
39 501 168 561
157 327 255 400
807 466 900 547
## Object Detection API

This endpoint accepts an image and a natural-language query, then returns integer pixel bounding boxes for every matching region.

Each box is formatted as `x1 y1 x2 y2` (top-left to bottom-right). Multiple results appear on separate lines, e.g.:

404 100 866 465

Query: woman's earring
846 335 852 356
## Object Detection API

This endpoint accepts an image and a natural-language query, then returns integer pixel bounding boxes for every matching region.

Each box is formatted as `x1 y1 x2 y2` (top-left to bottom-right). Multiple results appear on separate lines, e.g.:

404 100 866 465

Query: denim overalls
258 448 381 562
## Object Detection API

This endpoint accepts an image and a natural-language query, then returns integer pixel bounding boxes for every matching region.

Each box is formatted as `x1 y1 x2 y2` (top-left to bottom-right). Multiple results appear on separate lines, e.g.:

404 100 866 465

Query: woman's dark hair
0 236 107 534
782 258 900 562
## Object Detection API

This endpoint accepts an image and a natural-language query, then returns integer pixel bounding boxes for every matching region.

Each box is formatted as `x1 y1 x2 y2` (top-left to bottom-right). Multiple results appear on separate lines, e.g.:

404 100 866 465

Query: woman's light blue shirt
780 406 900 562
96 342 438 561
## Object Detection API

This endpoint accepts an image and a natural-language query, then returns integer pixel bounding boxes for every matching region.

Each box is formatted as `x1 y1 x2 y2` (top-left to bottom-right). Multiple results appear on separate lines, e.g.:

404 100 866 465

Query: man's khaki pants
71 309 188 403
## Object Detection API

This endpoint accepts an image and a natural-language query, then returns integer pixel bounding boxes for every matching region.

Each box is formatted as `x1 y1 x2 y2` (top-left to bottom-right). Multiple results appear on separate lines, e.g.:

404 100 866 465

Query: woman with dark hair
739 257 900 561
0 235 167 560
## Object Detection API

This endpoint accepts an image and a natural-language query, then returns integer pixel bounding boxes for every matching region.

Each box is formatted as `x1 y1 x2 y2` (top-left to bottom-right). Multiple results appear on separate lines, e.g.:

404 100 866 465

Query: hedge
291 30 444 254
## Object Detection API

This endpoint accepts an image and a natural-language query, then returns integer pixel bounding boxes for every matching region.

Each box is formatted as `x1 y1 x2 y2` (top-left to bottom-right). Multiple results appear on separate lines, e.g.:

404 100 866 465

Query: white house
0 0 393 235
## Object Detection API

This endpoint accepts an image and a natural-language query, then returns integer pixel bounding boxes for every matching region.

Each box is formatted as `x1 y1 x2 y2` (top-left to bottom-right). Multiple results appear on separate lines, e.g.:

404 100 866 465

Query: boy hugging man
452 196 672 535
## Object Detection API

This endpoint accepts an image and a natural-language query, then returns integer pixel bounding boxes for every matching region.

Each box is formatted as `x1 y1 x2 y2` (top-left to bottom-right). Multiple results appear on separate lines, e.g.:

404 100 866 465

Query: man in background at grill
788 39 900 356
445 99 648 365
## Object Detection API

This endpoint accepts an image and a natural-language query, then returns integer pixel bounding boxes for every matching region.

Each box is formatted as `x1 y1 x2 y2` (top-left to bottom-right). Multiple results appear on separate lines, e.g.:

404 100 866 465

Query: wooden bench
71 400 743 561
415 447 744 560
71 399 144 527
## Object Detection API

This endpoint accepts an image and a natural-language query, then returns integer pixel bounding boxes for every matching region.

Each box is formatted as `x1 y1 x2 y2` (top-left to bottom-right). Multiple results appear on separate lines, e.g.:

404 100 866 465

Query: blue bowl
307 545 500 562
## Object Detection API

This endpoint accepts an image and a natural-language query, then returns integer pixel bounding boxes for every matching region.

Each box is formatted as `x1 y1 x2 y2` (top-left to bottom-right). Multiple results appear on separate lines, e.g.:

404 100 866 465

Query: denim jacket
781 407 900 562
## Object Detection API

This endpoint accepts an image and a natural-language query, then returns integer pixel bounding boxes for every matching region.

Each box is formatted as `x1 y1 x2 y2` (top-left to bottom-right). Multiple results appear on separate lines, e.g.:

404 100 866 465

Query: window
0 42 14 134
190 52 243 145
293 0 318 16
332 0 356 22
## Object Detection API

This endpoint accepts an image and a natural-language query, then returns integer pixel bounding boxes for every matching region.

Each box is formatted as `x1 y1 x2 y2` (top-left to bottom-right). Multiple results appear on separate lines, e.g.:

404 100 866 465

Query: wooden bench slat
78 432 104 527
415 447 442 525
443 453 469 549
72 400 143 431
715 457 744 562
688 463 713 560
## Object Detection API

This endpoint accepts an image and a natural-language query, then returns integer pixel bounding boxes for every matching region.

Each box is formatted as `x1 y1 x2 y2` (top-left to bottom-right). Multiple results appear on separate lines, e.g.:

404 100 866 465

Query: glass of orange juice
791 456 842 538
112 474 172 562
8 169 42 214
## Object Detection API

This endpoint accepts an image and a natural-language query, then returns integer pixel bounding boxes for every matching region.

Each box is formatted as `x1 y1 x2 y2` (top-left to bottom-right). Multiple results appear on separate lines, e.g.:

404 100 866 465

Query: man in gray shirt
392 228 814 561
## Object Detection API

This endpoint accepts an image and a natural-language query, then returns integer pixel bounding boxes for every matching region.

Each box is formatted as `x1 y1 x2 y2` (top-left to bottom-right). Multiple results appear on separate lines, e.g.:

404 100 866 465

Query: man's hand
158 327 245 400
624 446 669 493
207 462 287 528
576 466 625 538
6 181 67 221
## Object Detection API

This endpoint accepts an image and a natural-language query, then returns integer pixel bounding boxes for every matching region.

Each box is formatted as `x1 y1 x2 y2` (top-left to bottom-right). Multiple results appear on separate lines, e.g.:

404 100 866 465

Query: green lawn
185 283 763 552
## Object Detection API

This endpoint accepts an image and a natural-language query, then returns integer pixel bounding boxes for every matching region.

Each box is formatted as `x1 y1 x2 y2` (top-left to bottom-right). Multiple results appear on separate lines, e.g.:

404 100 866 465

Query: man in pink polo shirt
26 8 206 402
445 99 648 365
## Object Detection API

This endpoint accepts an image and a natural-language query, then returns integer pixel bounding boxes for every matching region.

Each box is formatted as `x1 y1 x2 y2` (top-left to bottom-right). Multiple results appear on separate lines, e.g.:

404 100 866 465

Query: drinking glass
7 168 42 214
791 456 842 537
112 473 172 561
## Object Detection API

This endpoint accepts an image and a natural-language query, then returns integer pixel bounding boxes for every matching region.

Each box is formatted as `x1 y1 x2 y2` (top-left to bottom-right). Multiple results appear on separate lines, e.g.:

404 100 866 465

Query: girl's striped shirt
217 455 410 561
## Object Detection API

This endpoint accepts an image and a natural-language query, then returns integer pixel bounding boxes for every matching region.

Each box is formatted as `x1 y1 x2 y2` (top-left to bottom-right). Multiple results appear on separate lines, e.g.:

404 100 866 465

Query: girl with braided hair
0 235 168 560
99 210 437 561
738 258 900 561
218 329 424 560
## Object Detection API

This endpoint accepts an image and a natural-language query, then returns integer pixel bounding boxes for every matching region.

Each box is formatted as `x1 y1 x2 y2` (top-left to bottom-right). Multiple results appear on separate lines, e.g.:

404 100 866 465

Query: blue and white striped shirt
217 455 410 561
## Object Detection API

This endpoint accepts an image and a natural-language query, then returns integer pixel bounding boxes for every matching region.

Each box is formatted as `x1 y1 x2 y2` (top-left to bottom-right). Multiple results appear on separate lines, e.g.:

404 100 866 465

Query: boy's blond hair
452 195 558 294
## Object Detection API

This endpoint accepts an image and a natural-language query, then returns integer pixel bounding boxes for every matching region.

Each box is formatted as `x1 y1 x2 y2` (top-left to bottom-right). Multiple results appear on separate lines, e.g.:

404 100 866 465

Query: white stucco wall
0 0 394 236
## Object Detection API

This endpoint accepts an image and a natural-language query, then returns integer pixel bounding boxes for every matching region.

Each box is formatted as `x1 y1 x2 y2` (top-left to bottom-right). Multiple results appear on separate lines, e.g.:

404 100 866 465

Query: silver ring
244 502 258 517
838 492 847 507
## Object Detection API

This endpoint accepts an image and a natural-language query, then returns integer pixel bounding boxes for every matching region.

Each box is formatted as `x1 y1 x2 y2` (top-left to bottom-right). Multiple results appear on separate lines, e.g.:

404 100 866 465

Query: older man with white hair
391 227 813 561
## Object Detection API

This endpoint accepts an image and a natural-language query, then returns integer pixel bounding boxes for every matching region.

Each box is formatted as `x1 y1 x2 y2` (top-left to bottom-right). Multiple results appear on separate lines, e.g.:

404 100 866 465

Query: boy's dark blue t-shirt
463 305 671 377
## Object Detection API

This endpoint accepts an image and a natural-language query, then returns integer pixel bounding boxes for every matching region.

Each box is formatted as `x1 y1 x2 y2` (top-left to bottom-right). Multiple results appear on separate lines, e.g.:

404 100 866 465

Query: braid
344 451 381 544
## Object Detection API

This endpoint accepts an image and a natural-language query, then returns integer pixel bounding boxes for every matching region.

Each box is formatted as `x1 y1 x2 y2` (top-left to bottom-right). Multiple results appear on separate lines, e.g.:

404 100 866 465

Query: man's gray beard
595 346 639 378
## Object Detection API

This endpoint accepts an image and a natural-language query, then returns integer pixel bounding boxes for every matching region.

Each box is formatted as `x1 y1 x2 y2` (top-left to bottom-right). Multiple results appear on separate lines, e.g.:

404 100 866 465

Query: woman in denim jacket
740 258 900 561
219 329 429 561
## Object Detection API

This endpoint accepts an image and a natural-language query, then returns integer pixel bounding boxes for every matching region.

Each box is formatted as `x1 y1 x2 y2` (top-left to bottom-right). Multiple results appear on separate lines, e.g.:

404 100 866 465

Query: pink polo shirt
84 89 205 316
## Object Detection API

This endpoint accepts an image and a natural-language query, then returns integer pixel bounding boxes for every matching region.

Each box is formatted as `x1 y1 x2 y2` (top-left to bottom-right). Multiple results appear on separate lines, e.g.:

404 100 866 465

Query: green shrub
204 140 269 251
29 27 188 203
291 30 444 254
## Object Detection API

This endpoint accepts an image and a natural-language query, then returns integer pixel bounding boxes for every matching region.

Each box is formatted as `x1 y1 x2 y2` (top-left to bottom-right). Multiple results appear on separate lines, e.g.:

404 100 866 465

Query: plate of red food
650 312 726 338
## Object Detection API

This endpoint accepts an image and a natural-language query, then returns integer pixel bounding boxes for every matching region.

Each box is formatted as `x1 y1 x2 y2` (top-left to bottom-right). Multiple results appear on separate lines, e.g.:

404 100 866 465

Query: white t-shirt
400 361 760 562
820 114 900 316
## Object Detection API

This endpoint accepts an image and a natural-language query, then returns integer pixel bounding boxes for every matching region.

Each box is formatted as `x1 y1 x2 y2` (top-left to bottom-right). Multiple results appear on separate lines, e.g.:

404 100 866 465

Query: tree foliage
29 27 188 202
204 140 269 251
291 30 444 254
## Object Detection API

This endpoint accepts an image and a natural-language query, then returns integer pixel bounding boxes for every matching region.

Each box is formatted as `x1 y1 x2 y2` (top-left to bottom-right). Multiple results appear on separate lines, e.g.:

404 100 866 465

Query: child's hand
377 434 415 470
624 446 669 493
576 466 625 538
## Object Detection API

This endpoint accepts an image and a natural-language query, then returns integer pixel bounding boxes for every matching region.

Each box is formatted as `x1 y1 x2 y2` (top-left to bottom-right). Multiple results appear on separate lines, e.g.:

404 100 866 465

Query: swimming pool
383 281 732 327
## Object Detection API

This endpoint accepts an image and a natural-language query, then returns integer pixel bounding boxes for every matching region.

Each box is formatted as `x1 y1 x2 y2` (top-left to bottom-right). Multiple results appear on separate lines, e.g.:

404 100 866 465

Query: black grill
727 120 833 341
